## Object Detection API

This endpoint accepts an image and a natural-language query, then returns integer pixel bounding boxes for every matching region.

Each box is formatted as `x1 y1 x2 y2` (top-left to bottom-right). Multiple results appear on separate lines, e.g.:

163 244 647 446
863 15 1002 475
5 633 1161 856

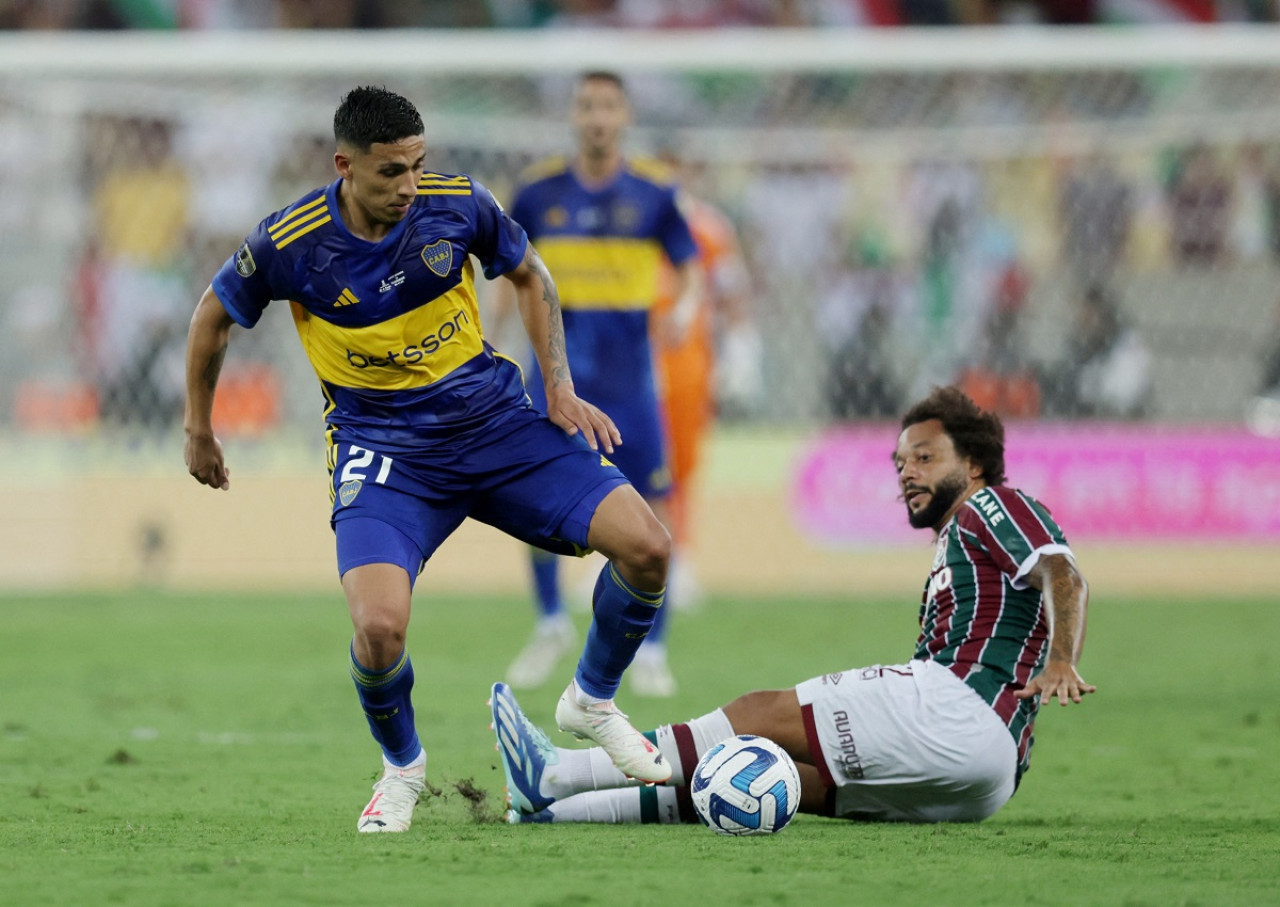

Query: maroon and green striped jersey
913 484 1072 780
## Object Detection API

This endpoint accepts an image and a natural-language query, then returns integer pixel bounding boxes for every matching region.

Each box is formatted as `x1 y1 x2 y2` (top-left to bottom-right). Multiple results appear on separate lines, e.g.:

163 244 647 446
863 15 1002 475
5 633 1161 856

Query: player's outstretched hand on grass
185 431 231 491
1016 661 1096 706
545 384 621 456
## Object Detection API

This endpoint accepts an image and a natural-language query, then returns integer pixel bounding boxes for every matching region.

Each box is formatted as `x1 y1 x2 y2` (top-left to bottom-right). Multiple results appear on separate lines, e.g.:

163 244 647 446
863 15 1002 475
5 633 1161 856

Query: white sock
542 744 632 801
677 708 736 768
541 708 735 799
571 678 610 707
653 708 734 785
544 787 683 824
384 749 426 773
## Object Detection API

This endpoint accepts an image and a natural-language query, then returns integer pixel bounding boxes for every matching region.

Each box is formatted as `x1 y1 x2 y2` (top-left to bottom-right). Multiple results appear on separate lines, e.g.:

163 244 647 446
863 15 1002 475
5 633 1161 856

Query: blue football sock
530 548 563 619
575 564 664 699
646 582 670 645
349 644 422 767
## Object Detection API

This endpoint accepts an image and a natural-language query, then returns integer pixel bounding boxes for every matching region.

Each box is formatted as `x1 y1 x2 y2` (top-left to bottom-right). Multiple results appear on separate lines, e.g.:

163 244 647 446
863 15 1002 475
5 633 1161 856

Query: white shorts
795 659 1017 823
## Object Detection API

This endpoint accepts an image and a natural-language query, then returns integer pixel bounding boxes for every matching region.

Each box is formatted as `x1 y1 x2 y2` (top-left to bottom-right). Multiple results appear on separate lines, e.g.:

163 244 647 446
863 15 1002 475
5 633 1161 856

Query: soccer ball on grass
689 734 800 836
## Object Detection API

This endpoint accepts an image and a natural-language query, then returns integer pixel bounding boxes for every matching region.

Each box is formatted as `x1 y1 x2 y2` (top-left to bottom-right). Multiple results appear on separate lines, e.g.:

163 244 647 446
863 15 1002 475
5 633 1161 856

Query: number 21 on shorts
336 445 393 507
341 445 393 484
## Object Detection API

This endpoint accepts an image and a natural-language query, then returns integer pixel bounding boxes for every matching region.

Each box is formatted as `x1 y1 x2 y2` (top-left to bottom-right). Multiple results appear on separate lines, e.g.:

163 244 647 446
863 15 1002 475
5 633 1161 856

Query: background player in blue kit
500 71 702 697
183 86 674 833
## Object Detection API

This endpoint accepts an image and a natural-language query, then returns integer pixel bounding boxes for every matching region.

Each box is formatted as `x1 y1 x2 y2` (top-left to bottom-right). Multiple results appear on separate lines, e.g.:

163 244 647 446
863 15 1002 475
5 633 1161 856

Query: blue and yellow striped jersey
510 157 697 402
212 173 529 445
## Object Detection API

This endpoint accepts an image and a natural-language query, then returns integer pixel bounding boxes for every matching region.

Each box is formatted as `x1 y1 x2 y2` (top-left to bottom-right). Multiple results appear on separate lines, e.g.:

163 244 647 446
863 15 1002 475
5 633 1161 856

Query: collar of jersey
569 158 628 194
325 178 412 249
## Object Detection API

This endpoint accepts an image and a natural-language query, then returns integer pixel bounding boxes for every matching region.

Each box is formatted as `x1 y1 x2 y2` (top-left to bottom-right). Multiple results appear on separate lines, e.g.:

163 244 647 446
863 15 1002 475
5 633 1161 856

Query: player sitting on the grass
491 386 1095 824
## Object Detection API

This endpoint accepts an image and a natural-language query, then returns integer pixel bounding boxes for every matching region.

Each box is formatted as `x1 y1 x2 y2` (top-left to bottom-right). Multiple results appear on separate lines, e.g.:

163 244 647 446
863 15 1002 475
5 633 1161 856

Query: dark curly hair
901 386 1007 486
333 85 423 152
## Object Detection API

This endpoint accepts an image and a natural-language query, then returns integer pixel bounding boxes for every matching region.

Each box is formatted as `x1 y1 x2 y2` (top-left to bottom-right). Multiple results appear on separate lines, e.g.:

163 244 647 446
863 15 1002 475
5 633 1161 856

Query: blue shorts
525 370 671 500
330 406 628 581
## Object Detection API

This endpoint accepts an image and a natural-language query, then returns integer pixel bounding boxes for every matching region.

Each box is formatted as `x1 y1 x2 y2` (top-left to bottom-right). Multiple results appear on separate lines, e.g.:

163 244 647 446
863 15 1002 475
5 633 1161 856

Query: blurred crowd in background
4 12 1280 439
13 94 1276 436
2 0 1280 30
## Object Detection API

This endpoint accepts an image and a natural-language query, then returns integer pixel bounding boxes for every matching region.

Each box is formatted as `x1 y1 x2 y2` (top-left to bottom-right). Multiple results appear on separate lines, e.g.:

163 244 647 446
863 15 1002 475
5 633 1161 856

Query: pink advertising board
791 423 1280 544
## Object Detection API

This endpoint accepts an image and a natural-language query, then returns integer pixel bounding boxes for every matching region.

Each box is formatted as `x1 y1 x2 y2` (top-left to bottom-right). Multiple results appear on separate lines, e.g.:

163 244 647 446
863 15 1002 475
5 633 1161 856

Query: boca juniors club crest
339 479 363 507
421 240 453 277
612 202 640 230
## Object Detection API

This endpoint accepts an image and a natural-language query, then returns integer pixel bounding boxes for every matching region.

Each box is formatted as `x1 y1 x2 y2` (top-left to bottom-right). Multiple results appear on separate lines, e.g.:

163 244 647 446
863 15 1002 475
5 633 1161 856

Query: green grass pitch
2 586 1278 906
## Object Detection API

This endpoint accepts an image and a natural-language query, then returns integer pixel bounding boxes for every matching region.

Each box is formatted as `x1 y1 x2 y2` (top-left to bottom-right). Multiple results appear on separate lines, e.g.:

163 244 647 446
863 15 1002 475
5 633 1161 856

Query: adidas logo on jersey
334 288 360 308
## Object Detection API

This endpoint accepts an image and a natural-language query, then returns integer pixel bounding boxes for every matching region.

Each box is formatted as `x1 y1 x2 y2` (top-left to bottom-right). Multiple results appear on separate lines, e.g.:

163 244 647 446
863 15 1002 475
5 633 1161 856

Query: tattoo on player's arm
1048 566 1084 663
545 318 571 388
203 341 227 392
526 245 572 387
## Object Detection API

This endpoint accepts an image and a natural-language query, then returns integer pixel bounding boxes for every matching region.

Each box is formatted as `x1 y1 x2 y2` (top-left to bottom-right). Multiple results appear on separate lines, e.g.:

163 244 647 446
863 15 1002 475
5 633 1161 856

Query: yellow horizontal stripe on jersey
536 237 664 310
290 260 484 391
271 205 328 239
418 174 471 194
274 214 332 250
268 197 327 237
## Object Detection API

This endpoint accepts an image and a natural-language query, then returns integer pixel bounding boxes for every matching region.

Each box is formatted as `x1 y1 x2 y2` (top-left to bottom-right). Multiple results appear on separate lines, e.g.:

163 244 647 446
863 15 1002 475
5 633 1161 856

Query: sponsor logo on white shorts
831 709 865 779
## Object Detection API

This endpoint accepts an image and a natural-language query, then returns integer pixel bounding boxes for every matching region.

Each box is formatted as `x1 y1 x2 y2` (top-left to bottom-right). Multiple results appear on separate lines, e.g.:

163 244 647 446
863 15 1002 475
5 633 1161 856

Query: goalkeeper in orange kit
651 153 759 622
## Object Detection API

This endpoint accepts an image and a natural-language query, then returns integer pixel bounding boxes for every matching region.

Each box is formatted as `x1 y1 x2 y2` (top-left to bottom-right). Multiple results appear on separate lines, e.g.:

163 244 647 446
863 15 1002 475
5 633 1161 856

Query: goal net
4 27 1280 441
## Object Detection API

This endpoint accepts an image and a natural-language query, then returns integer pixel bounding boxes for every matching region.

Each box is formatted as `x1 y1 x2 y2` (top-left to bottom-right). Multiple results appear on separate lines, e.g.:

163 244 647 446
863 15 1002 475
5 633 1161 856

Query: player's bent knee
589 486 669 562
723 689 785 728
342 562 411 652
632 521 671 573
347 597 411 665
615 529 669 590
354 611 407 646
598 511 670 590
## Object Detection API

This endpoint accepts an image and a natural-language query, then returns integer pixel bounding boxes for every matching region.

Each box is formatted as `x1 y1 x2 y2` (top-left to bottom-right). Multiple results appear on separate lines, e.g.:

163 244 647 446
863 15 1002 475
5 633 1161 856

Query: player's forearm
184 288 234 436
513 248 572 391
1042 558 1090 666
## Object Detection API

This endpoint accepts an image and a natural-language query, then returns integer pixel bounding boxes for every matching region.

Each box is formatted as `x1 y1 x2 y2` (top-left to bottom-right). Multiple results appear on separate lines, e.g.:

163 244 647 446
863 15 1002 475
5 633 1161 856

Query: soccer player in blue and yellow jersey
183 86 674 833
492 387 1095 827
501 72 701 698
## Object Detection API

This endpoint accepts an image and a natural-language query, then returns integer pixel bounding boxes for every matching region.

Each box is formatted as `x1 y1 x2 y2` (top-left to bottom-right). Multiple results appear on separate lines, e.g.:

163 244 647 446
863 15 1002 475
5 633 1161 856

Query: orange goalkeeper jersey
652 196 744 490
